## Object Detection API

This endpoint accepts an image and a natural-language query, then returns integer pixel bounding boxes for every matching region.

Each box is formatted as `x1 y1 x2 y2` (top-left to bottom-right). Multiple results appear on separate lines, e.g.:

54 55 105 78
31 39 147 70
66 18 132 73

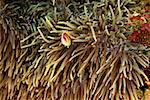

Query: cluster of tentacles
0 0 149 100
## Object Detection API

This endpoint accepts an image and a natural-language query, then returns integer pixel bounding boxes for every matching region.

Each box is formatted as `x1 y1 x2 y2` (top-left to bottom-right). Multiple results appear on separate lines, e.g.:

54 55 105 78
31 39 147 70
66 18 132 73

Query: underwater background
0 0 150 100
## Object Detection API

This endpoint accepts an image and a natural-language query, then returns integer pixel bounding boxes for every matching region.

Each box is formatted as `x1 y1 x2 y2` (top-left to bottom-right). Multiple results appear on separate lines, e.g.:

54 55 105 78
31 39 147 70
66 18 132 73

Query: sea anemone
0 0 149 100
